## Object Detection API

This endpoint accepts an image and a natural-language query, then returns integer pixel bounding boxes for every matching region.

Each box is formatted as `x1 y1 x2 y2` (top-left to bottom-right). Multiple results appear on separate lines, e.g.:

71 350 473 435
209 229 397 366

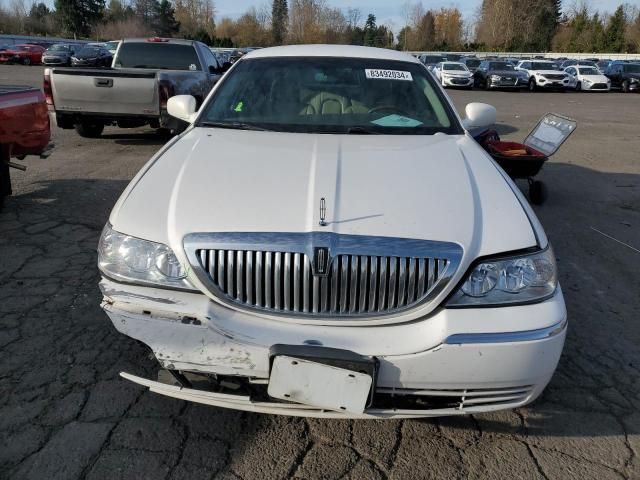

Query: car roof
243 45 421 64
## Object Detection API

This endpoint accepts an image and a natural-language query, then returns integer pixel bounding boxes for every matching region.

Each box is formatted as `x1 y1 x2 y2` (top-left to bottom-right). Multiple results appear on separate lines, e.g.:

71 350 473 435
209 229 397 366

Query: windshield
198 57 460 135
626 64 640 73
465 59 481 67
531 62 554 70
49 44 68 52
106 41 119 49
443 63 466 71
578 67 599 75
489 62 514 70
115 43 201 70
78 47 102 56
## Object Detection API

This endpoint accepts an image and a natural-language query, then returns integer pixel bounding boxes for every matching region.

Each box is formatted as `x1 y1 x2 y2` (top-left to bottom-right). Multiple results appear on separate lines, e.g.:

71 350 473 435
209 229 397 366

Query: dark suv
605 62 640 92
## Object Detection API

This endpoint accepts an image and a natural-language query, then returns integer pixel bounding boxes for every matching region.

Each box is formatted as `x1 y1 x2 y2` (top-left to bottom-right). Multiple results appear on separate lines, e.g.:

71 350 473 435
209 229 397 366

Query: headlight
447 247 557 307
98 224 194 290
491 75 501 81
71 57 77 61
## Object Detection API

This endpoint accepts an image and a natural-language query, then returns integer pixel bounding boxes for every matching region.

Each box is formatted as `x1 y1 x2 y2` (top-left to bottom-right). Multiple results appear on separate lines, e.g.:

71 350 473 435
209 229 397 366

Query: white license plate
268 355 373 414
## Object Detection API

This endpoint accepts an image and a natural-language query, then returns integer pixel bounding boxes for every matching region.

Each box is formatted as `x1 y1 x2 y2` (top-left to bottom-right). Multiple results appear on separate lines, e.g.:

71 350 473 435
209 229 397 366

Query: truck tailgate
51 69 159 116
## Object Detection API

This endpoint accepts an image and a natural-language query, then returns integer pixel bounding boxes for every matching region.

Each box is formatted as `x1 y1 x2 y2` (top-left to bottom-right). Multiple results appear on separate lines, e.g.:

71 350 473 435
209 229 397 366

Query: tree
152 0 180 36
605 5 626 52
272 0 288 45
363 13 377 46
55 0 106 37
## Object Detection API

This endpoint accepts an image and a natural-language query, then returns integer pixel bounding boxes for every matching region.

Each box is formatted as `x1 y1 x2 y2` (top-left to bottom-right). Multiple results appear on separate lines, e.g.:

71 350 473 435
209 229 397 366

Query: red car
0 85 52 208
0 44 45 65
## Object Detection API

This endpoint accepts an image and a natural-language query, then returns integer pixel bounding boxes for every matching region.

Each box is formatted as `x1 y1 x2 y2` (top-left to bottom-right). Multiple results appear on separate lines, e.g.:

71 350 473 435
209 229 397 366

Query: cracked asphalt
1 65 639 480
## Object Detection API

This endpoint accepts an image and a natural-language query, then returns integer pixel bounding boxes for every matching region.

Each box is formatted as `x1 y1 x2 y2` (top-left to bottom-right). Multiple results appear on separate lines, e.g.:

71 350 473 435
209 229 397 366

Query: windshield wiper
199 121 271 132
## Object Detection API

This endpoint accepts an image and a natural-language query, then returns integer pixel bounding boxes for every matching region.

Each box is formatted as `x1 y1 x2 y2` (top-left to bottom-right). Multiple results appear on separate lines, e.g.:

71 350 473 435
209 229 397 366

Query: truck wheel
622 80 630 93
528 78 537 92
75 122 104 138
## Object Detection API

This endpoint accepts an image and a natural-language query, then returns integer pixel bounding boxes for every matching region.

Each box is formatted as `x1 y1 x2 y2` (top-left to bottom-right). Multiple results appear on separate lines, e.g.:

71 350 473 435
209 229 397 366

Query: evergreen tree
363 14 377 46
152 0 180 37
271 0 288 45
55 0 106 37
605 6 626 53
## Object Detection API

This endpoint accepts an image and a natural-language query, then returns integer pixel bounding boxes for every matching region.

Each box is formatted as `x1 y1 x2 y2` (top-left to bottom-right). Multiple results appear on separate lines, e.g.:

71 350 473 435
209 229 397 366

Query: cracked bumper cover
100 277 567 418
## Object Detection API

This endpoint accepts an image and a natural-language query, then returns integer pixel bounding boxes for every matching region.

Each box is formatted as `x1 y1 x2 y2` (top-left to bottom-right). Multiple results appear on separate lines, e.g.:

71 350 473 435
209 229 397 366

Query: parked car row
422 56 638 93
0 40 119 67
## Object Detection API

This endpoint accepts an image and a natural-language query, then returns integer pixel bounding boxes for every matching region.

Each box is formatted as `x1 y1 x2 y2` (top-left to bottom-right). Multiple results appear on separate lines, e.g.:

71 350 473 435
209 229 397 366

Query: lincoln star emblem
313 247 330 276
319 197 327 227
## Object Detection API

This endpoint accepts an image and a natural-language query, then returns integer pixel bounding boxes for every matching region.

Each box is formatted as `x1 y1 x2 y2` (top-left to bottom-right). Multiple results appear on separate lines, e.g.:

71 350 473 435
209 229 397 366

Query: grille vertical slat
284 252 291 311
398 258 407 307
236 251 244 301
265 252 273 309
255 251 263 307
274 252 282 310
293 253 301 312
369 256 378 312
303 257 311 313
358 256 368 313
388 257 398 309
407 258 417 303
379 257 388 311
196 247 452 318
349 255 359 314
340 256 349 313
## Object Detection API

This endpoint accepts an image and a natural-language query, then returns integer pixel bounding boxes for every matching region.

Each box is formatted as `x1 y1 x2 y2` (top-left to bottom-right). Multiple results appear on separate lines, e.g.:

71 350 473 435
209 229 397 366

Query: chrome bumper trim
444 318 567 345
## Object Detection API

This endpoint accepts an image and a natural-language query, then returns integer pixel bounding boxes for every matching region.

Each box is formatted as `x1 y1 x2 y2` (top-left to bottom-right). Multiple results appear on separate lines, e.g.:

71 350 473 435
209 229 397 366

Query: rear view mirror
167 95 197 123
462 103 497 131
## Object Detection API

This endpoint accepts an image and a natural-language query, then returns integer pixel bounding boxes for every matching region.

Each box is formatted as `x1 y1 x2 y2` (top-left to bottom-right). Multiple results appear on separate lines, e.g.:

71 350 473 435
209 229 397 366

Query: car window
578 67 598 75
443 63 466 71
489 62 514 70
465 59 481 68
625 64 640 73
531 62 554 70
199 57 460 135
200 45 220 70
115 42 201 71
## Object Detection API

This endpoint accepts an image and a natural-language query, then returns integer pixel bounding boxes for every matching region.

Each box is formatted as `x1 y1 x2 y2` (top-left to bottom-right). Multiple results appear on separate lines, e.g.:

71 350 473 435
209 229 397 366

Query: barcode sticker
365 69 413 81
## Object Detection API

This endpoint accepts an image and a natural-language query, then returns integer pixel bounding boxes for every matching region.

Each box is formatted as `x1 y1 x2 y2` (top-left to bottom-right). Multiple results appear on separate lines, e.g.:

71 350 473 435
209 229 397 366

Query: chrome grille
195 249 450 317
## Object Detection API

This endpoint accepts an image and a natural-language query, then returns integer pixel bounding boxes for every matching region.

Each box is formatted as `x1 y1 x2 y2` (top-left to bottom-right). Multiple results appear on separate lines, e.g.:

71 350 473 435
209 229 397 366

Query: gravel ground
1 64 639 480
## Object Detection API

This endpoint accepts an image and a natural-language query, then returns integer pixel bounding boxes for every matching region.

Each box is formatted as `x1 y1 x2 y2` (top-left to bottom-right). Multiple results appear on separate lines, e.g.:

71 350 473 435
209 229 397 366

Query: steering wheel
368 105 412 117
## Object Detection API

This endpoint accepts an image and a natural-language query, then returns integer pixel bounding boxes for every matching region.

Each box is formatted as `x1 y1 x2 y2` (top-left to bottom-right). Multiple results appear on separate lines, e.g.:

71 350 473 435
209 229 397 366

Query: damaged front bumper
101 277 567 418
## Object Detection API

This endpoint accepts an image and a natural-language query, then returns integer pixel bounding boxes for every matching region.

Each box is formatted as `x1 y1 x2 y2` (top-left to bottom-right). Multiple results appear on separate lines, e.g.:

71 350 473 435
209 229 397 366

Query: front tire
575 81 581 92
528 78 537 92
622 80 630 93
22 57 31 66
74 122 104 138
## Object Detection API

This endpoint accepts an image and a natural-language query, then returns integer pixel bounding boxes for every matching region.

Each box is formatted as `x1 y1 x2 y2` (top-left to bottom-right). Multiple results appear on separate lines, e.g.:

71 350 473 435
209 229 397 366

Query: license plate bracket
269 345 378 409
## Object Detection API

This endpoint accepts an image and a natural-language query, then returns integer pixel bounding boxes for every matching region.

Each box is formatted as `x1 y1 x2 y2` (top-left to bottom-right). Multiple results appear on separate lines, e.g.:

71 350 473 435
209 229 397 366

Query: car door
608 65 622 87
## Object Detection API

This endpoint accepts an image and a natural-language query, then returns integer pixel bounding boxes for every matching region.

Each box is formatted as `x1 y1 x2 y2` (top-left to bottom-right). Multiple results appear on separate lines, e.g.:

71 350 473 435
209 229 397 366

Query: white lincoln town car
99 45 566 418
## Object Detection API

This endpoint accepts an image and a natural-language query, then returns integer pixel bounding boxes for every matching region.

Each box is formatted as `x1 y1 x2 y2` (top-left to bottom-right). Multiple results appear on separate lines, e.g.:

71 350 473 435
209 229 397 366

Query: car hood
442 71 471 76
112 128 538 273
581 74 608 82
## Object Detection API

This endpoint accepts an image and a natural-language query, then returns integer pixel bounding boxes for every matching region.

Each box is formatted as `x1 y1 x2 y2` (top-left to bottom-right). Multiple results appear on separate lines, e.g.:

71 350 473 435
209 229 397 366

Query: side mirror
167 95 197 123
462 102 496 131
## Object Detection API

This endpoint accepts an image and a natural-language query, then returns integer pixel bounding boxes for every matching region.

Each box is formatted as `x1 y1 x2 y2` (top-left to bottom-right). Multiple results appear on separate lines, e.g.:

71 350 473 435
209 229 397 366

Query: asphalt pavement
1 64 639 480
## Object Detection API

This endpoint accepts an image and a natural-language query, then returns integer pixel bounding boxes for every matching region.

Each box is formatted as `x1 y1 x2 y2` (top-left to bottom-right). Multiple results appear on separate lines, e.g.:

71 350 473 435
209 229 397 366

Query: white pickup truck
45 38 227 137
99 45 566 419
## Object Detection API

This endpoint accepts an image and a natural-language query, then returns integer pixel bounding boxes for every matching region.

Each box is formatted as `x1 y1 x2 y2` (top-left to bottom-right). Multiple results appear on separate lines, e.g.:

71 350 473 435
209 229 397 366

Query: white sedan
432 61 474 89
98 45 566 419
564 65 611 91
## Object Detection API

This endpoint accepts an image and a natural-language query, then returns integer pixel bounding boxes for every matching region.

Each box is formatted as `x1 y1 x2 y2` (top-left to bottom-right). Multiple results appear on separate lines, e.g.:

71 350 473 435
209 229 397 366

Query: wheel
74 122 104 138
22 57 31 66
622 80 630 93
529 180 547 205
528 78 537 92
575 81 581 92
484 79 492 90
